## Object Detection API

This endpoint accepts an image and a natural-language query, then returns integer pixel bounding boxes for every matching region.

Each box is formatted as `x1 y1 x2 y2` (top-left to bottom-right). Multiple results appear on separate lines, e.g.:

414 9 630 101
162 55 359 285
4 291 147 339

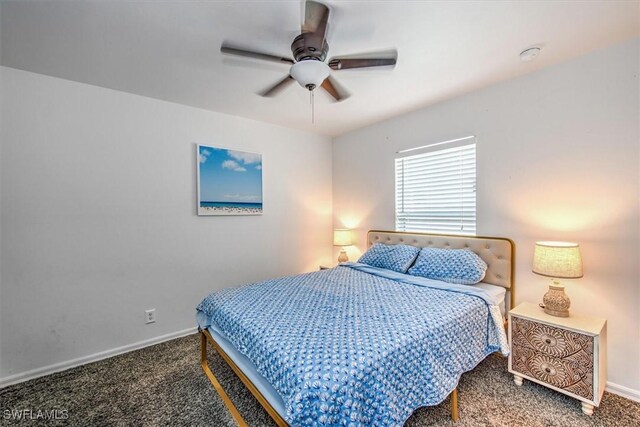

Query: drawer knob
545 338 552 344
545 367 552 373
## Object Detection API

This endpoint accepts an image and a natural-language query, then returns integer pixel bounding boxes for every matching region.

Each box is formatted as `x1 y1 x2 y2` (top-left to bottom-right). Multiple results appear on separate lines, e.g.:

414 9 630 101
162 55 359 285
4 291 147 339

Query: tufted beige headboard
367 230 515 308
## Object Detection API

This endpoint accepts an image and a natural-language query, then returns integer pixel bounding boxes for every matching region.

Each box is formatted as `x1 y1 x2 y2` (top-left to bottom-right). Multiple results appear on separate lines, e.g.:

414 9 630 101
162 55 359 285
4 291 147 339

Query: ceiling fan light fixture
290 60 330 90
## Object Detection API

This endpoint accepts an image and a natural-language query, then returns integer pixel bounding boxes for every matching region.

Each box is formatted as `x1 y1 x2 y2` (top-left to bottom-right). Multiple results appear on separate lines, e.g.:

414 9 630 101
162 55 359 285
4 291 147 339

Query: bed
197 230 515 426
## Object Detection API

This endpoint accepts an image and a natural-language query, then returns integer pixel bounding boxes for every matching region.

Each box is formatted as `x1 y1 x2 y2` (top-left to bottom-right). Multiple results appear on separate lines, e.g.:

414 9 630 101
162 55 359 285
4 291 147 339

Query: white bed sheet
473 282 507 316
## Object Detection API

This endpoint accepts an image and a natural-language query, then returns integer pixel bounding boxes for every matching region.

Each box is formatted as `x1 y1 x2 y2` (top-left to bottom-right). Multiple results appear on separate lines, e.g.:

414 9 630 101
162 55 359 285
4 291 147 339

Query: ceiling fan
221 0 397 102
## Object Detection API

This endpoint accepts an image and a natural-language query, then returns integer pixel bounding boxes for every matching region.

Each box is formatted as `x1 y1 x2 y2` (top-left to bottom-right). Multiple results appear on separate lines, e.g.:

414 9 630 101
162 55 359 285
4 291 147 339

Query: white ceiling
1 1 638 137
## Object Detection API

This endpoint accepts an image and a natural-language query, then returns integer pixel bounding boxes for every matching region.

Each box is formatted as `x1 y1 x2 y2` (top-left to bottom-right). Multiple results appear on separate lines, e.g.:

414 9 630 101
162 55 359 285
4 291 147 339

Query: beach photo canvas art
197 145 263 216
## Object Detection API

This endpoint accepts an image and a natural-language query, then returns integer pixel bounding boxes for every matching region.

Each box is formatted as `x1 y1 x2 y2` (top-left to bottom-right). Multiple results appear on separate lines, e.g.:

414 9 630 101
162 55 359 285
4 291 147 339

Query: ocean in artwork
197 145 263 216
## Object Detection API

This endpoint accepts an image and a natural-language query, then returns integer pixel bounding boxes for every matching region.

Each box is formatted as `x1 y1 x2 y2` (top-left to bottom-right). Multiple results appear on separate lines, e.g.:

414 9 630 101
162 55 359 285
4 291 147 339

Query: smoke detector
520 47 541 62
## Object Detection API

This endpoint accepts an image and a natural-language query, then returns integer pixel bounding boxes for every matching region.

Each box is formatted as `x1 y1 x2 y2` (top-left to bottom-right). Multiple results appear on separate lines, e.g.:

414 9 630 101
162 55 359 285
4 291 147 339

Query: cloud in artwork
227 150 261 165
255 165 262 170
222 160 247 172
199 148 212 164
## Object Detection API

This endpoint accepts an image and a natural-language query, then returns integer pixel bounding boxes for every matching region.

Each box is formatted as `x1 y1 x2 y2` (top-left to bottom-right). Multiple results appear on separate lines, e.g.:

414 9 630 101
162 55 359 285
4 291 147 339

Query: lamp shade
333 229 352 247
533 241 583 278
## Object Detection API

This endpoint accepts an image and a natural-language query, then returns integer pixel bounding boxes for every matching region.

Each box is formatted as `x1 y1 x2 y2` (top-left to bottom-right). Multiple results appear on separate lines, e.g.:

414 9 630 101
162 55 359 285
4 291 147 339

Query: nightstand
508 302 607 415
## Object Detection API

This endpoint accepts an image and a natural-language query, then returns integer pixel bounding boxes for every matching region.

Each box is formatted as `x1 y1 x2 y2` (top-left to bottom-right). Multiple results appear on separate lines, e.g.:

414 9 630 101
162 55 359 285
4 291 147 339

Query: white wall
333 39 640 394
0 67 333 381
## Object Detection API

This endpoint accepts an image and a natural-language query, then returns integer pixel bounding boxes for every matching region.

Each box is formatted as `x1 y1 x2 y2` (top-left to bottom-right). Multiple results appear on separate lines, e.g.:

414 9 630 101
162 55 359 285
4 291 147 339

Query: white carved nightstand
508 302 607 415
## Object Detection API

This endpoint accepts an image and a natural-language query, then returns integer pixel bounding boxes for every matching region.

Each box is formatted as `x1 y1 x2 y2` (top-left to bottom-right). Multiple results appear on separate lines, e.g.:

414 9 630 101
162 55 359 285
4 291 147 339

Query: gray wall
0 67 333 381
332 39 640 394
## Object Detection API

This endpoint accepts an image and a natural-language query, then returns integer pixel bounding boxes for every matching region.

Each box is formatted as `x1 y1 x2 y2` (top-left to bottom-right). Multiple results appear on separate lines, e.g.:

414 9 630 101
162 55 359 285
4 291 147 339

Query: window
395 139 476 235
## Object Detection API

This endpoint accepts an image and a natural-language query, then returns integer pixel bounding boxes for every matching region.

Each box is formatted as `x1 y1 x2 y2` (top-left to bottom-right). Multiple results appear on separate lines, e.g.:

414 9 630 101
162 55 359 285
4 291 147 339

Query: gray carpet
1 333 639 426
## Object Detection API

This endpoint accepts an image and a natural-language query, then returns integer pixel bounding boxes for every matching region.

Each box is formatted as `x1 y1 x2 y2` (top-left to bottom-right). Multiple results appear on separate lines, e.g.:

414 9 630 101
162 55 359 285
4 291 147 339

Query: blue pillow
407 248 487 285
357 243 420 273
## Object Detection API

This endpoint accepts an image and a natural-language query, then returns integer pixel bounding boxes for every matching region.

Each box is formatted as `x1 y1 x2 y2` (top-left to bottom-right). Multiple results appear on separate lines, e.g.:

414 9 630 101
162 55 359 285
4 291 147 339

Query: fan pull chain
309 89 315 124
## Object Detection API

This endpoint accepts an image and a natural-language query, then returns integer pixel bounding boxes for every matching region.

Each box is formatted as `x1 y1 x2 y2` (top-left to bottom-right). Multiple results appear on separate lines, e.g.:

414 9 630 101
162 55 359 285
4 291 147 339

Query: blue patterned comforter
196 263 508 426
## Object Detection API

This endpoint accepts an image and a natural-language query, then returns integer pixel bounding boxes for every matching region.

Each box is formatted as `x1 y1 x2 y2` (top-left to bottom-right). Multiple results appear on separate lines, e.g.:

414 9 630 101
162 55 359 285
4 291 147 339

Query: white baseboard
606 381 640 403
0 327 197 388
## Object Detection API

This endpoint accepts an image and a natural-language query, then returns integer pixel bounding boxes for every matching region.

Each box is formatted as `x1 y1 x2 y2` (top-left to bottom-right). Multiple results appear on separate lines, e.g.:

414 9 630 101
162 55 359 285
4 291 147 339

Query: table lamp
333 229 353 263
532 241 583 317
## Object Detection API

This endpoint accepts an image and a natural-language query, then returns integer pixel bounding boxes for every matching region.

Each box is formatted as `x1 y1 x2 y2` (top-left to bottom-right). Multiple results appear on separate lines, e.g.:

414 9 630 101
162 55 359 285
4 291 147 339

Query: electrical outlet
145 309 156 324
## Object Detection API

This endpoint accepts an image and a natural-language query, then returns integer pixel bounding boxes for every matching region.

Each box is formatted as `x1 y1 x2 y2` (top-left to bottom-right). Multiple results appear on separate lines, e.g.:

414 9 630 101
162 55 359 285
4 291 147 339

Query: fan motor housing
291 33 329 62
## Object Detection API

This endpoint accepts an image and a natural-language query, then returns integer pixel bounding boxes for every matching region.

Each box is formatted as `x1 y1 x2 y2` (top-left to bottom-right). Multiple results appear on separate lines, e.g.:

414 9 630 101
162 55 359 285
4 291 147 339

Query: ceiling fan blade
260 75 295 97
328 52 398 70
303 1 330 41
221 44 294 65
321 76 350 102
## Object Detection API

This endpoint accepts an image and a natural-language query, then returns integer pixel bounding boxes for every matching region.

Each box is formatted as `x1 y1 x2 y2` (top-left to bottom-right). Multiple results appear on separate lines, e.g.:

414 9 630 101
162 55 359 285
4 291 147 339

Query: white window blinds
395 140 476 235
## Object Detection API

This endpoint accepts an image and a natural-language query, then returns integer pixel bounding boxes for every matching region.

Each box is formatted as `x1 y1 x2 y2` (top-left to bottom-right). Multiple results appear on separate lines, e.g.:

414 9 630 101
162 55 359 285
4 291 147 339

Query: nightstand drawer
511 345 594 400
512 316 594 358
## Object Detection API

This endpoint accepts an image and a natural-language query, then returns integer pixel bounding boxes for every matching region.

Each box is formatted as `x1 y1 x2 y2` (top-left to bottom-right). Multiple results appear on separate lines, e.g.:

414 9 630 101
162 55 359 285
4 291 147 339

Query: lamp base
542 281 571 317
337 248 349 263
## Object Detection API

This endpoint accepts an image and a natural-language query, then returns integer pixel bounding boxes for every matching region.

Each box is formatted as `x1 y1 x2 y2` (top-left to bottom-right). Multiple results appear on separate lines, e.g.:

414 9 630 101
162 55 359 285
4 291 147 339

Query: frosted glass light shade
290 60 330 89
333 229 352 246
533 241 583 278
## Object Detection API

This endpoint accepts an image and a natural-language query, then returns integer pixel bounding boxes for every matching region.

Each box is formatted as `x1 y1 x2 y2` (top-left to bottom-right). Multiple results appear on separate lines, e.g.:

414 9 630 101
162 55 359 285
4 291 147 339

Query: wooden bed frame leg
450 388 459 422
200 331 249 427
